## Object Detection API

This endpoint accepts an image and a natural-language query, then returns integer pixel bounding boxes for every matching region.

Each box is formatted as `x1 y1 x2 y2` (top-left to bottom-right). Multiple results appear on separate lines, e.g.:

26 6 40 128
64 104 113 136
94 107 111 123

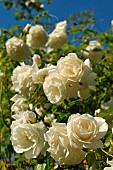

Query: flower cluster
5 20 112 168
11 52 96 104
5 20 67 61
9 50 109 165
10 104 108 164
45 114 108 165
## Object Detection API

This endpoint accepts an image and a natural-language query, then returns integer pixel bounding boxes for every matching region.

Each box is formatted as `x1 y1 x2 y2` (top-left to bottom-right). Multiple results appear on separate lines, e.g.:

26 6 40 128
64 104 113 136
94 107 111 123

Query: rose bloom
43 72 67 104
11 63 33 95
11 122 47 159
81 40 104 62
12 110 36 124
67 114 108 149
5 36 31 61
32 64 56 84
26 25 48 49
45 123 85 165
57 53 96 99
48 20 67 49
11 94 28 113
57 53 86 82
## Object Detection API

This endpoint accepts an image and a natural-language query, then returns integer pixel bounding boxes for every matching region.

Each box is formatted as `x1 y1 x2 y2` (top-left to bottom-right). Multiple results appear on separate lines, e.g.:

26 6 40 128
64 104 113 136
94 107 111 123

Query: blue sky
0 0 113 32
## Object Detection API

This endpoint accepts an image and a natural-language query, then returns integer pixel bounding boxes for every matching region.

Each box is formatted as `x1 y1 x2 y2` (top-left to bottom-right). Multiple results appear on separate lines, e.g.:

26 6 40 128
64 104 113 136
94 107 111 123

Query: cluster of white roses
45 114 108 165
10 52 96 104
10 105 108 165
5 19 112 167
9 51 110 166
5 20 67 61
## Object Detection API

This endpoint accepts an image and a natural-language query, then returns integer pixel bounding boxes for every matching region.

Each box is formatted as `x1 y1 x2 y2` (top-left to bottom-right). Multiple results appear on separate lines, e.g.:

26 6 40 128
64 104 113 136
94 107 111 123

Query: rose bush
1 8 112 169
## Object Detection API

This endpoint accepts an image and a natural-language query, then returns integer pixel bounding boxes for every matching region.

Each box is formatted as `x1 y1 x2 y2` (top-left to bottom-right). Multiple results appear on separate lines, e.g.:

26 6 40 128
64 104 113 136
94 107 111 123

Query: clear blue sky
0 0 113 32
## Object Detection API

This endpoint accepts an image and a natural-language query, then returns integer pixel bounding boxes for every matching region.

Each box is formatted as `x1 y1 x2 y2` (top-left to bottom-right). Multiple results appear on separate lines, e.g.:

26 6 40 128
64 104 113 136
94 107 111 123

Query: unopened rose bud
44 114 56 124
40 4 44 8
32 54 42 66
29 103 33 110
24 111 36 123
35 107 43 116
23 24 31 33
111 20 113 27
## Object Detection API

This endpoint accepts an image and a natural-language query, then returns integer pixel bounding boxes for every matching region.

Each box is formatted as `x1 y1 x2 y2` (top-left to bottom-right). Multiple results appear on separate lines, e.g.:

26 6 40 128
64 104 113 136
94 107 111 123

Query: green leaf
86 151 96 167
97 108 113 118
104 131 112 147
35 163 46 170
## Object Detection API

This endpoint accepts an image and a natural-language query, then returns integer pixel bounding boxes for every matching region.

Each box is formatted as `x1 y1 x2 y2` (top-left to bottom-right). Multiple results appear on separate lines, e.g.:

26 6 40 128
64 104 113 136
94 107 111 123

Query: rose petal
84 139 103 149
94 117 108 139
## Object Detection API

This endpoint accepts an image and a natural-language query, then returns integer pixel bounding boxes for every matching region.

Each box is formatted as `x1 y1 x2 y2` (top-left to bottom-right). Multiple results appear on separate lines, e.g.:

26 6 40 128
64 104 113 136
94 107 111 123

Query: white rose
48 20 67 49
57 53 85 82
32 64 56 84
81 40 104 62
45 123 85 165
67 114 108 149
57 53 96 99
10 94 28 113
12 110 36 123
26 25 48 49
11 122 47 159
43 72 66 104
5 36 31 61
11 63 33 95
